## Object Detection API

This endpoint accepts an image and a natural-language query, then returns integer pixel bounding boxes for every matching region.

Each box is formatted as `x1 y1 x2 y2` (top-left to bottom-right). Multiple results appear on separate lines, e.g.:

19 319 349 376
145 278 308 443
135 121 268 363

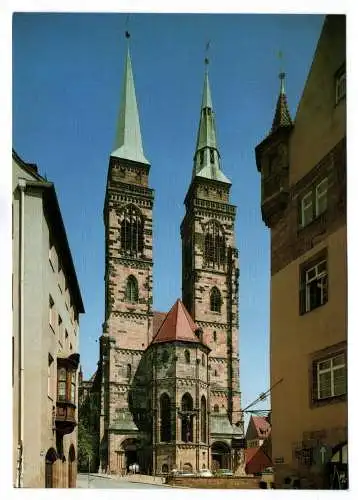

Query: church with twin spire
96 36 244 475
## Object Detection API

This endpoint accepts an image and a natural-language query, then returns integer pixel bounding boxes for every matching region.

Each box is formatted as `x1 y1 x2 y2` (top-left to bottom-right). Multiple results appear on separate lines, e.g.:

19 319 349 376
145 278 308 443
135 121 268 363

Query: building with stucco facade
255 15 347 489
12 151 84 487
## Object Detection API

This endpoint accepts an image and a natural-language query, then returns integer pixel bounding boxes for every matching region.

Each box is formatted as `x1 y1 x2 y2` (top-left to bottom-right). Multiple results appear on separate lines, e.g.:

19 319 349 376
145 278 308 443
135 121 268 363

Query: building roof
111 44 150 165
192 62 231 185
251 415 271 439
153 311 167 337
13 150 85 314
270 72 293 134
245 447 261 464
210 414 236 435
151 299 201 345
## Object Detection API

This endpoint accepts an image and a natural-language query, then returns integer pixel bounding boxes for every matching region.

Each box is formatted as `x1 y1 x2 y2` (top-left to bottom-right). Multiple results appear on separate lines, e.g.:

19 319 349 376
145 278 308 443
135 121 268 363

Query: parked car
262 467 274 474
214 469 233 477
198 469 213 477
170 470 195 477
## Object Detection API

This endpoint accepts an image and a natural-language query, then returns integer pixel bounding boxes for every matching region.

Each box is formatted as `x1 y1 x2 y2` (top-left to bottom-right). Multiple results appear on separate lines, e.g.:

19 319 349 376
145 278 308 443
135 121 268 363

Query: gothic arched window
210 287 221 313
181 393 193 442
204 220 225 268
125 275 138 303
120 204 144 256
184 350 190 364
213 404 219 413
126 364 132 379
160 393 171 442
201 395 207 443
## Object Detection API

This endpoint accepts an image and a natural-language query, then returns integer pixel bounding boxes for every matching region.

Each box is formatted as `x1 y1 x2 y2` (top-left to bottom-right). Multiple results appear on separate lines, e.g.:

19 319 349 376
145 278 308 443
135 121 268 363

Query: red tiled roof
151 299 199 345
252 416 271 438
153 311 167 337
245 447 272 475
245 447 260 464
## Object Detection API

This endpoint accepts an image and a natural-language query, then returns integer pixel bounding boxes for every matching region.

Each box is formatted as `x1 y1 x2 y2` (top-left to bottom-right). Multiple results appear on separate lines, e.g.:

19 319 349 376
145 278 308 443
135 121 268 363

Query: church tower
99 35 154 474
181 60 242 454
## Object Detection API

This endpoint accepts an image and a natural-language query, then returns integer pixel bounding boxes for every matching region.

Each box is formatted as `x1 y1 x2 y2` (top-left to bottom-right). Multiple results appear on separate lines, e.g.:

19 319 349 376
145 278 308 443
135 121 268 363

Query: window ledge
311 393 347 409
300 300 328 316
297 211 327 234
335 95 346 108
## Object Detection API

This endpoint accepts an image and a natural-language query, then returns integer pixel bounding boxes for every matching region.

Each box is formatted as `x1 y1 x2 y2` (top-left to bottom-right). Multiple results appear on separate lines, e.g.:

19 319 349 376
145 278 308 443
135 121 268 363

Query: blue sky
12 13 325 415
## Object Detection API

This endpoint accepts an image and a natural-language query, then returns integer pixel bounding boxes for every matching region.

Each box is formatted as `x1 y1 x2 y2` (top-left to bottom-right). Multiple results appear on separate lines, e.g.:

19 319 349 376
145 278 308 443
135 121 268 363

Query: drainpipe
16 179 26 487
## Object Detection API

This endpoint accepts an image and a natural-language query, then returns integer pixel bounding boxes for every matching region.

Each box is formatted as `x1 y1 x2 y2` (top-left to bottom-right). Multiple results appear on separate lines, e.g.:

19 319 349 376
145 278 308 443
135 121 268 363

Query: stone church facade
95 42 243 476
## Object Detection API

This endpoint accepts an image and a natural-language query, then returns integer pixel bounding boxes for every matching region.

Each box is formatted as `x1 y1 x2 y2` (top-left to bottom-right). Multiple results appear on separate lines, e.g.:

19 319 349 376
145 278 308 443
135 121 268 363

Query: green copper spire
111 36 149 165
271 72 293 134
193 59 231 184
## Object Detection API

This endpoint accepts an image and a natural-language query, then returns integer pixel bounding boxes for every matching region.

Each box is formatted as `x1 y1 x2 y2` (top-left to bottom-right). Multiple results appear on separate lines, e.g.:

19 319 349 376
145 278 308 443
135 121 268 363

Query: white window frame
317 353 346 400
300 191 313 227
316 177 328 217
305 259 327 312
336 71 346 104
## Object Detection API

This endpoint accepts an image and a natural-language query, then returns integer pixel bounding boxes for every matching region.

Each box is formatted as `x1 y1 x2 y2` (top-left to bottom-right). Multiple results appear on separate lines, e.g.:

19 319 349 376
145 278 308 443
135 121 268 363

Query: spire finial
270 52 292 133
204 40 210 67
278 51 285 94
111 20 149 165
125 14 131 42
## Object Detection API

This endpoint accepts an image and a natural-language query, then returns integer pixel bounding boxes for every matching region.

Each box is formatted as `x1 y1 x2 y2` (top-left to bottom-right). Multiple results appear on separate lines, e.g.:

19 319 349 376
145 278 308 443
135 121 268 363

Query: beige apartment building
255 15 347 489
12 150 84 487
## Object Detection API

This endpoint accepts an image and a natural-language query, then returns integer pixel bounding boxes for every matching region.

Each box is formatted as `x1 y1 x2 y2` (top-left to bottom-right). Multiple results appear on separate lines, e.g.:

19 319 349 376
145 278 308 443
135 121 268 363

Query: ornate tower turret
255 72 293 228
100 33 154 474
181 58 242 469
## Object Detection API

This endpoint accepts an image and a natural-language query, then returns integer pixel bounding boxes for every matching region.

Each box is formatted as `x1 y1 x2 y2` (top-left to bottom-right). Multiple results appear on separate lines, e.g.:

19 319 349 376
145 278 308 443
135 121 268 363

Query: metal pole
16 180 26 488
87 454 91 487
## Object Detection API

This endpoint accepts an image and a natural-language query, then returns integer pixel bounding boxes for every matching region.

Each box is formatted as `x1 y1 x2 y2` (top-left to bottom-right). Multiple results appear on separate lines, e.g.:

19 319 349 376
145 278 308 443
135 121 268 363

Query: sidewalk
84 472 189 488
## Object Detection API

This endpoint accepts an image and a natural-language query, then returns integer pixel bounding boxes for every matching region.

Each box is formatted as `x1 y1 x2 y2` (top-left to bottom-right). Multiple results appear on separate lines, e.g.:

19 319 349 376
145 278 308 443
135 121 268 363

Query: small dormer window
210 149 215 164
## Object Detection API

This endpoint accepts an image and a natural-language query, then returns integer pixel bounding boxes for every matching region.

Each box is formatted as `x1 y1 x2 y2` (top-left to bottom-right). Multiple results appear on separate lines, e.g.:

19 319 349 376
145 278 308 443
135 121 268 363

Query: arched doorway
68 444 76 488
121 438 140 473
183 462 193 473
45 448 57 488
326 442 348 489
211 442 231 470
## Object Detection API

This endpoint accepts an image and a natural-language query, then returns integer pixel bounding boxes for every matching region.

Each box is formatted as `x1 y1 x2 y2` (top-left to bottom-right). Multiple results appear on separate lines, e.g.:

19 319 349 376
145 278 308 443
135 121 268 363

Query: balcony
55 352 80 435
55 401 77 435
